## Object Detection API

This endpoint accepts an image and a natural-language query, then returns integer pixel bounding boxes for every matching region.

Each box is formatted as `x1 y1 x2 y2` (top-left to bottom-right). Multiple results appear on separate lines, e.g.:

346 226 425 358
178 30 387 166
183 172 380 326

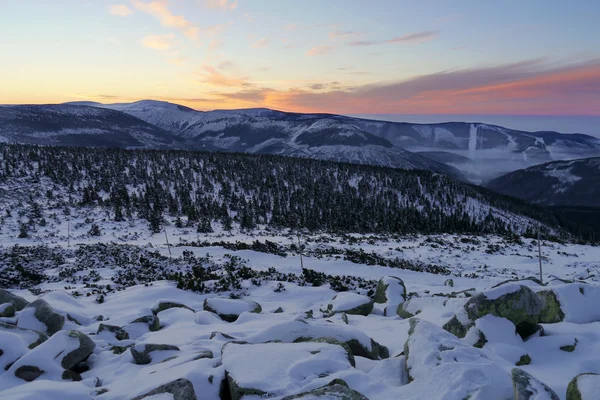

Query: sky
1 0 600 115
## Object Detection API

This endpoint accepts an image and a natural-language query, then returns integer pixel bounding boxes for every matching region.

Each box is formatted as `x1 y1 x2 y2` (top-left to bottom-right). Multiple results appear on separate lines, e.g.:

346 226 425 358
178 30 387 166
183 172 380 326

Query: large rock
0 289 29 311
282 379 368 400
61 330 95 370
97 323 129 340
0 302 16 318
402 318 513 399
323 292 373 317
152 301 194 315
131 378 197 400
131 344 180 365
443 284 541 339
17 299 65 336
130 315 161 332
512 368 559 400
374 276 406 316
537 283 600 324
221 341 356 400
537 290 565 323
8 329 95 383
567 373 600 400
247 320 389 360
203 297 261 322
0 321 48 349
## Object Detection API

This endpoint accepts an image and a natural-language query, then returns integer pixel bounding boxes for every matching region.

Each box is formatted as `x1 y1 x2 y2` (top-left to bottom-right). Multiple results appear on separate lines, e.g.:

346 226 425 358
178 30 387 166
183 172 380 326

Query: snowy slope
486 157 600 207
0 104 184 149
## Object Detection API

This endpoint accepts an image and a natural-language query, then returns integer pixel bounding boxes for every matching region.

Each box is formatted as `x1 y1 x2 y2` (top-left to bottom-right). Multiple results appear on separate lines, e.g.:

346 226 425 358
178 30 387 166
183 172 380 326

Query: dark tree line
0 143 595 241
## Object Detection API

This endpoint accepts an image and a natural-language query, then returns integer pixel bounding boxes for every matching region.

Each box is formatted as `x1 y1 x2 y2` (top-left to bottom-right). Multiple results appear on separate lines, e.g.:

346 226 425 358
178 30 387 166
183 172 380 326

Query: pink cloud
306 46 333 56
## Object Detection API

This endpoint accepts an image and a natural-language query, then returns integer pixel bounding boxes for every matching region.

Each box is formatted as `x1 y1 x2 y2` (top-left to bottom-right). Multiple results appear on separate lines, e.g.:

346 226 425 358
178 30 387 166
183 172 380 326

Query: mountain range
2 100 600 184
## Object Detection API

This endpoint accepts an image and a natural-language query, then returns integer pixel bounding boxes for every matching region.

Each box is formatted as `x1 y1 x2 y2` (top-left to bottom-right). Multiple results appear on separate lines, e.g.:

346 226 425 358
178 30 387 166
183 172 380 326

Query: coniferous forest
0 143 594 242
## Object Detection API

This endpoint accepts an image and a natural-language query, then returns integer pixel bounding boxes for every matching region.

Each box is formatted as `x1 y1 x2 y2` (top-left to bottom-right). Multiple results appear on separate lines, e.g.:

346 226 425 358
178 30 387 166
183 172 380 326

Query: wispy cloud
141 33 176 51
194 58 600 115
131 0 200 40
198 65 252 87
109 4 133 16
349 30 438 46
251 37 270 49
306 46 333 56
284 24 297 31
329 30 360 39
204 0 238 11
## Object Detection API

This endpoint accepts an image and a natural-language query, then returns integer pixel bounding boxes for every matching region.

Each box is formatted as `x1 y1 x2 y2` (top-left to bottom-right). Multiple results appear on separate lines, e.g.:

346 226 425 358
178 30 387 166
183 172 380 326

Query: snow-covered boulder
130 378 197 400
537 283 600 324
59 330 95 370
247 320 389 360
151 300 194 315
0 321 48 350
203 297 261 322
221 341 356 400
96 323 129 341
443 284 541 339
512 368 559 400
17 299 65 336
130 344 180 365
7 330 95 383
374 276 406 316
567 373 600 400
280 378 368 400
0 289 29 312
129 315 160 332
0 302 16 318
322 292 373 317
403 318 513 399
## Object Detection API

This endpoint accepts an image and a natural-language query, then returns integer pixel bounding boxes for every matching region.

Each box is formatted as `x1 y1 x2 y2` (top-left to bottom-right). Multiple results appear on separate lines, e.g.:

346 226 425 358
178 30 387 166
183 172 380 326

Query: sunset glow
2 0 599 114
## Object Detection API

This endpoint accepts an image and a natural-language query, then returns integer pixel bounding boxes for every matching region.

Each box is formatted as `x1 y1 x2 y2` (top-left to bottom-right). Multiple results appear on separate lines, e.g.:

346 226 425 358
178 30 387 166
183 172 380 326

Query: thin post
297 234 304 270
164 224 172 257
537 224 543 283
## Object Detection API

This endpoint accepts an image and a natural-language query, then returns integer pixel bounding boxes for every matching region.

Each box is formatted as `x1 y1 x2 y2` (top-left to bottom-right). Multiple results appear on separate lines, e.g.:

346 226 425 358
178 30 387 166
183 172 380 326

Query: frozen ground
0 212 599 399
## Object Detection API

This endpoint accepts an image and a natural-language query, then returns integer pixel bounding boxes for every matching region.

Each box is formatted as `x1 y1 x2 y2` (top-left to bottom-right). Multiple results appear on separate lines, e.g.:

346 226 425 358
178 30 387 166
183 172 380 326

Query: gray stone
282 379 368 400
0 302 16 318
203 298 262 323
15 365 44 382
61 330 95 370
151 301 194 315
131 315 160 332
0 321 48 349
512 368 559 400
22 299 65 336
0 289 29 311
131 344 180 365
131 378 197 400
443 285 542 339
97 324 129 340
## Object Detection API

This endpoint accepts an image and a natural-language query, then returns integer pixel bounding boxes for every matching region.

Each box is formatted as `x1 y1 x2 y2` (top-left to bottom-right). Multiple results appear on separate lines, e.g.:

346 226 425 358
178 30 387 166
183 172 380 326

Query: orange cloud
199 65 251 87
141 33 175 51
306 46 333 56
109 4 133 16
204 0 238 11
132 0 199 39
202 59 600 115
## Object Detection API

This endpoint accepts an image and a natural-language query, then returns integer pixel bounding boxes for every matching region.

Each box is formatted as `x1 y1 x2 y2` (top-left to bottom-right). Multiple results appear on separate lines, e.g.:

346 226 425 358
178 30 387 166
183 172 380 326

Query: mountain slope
90 100 600 181
0 104 185 149
1 102 461 177
486 157 600 207
0 143 595 242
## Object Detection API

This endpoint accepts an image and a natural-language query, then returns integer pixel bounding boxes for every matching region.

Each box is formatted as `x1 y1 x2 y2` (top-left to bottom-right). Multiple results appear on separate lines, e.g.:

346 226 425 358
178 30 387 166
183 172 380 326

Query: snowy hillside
487 157 600 207
0 142 599 399
0 104 184 149
91 100 600 181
